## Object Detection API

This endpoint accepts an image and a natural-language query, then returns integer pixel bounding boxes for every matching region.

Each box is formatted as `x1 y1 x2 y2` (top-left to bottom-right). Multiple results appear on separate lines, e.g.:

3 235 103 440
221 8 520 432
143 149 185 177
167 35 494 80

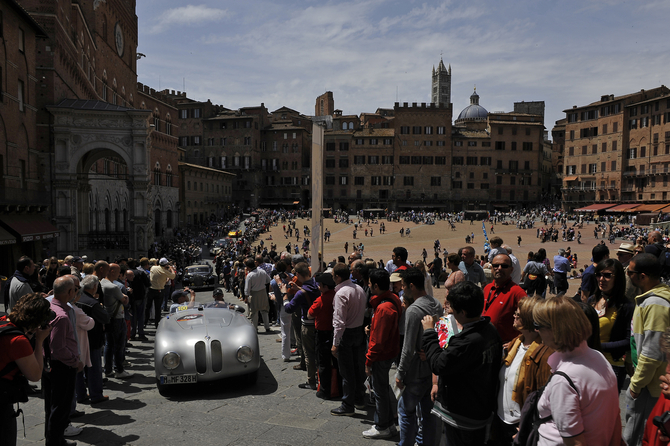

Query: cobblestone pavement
11 288 399 446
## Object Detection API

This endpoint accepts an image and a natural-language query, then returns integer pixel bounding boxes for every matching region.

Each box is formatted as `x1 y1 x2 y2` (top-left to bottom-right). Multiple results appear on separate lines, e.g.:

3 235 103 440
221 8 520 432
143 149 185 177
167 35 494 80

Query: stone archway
48 101 151 259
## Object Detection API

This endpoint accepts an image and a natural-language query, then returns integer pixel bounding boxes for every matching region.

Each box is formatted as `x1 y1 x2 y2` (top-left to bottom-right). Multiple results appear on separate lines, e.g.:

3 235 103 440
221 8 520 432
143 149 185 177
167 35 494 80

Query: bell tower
431 58 451 106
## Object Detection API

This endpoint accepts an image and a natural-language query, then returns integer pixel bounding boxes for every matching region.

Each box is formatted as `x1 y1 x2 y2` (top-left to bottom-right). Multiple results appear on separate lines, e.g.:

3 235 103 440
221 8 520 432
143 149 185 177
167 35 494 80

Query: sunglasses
491 264 510 269
596 272 614 279
533 321 549 330
627 269 641 276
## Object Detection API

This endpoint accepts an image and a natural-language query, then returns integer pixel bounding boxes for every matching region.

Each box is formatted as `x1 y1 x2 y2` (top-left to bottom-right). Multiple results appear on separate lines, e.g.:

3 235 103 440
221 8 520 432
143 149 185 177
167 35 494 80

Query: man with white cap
146 258 176 329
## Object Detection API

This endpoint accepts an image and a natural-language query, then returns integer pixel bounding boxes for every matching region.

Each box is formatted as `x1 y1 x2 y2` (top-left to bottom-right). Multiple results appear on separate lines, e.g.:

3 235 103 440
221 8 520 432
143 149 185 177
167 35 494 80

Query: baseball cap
72 256 83 263
171 289 189 303
389 272 402 283
159 257 169 266
314 272 336 288
212 288 224 296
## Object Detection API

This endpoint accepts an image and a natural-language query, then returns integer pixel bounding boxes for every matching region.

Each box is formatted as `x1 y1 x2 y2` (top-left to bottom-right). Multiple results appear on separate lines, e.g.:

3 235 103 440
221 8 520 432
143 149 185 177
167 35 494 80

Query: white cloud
137 0 670 130
149 4 228 34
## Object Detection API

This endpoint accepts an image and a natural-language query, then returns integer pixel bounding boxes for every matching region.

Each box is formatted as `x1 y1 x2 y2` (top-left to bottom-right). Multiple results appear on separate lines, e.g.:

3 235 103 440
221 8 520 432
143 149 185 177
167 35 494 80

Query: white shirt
497 343 527 424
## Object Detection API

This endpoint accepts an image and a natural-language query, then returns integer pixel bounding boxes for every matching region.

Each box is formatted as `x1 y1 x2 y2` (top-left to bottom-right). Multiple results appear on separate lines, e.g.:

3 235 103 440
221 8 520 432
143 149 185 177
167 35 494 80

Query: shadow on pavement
75 426 140 445
159 358 278 401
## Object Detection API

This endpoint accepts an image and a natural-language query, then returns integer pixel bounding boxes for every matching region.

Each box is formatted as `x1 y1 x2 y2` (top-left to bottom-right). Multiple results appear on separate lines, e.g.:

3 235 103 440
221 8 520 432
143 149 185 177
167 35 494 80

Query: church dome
456 89 488 122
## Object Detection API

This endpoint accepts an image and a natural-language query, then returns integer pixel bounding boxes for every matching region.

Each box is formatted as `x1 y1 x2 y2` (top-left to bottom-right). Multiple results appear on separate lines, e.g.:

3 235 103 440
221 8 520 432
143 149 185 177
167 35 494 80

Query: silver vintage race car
154 302 260 393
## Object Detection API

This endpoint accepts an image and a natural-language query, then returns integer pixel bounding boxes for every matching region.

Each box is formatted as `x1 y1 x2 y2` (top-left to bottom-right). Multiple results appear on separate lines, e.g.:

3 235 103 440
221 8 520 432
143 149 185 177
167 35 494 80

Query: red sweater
643 393 670 446
366 290 402 366
482 279 525 343
308 289 335 331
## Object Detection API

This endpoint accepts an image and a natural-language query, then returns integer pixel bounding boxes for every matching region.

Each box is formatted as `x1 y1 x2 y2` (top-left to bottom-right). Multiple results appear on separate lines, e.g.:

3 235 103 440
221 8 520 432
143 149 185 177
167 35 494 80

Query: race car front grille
211 340 223 372
194 341 207 373
193 276 204 286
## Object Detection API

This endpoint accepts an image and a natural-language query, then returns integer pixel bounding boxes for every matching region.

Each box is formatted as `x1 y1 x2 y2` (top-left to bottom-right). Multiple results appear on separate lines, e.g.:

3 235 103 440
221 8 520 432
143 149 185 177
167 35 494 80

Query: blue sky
136 0 670 134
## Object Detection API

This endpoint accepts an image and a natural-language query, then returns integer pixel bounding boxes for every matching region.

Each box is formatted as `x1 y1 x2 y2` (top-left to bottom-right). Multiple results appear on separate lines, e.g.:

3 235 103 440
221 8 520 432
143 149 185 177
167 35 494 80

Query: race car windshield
187 267 210 274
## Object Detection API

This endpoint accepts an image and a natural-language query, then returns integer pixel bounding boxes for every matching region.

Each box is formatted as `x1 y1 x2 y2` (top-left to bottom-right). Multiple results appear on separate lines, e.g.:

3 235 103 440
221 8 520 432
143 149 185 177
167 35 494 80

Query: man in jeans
330 263 367 416
102 264 132 379
395 267 443 446
363 268 402 439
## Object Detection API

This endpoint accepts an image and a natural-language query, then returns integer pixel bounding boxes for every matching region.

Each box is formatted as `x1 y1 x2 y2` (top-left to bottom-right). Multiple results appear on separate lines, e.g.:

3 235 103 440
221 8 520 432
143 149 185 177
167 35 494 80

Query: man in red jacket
482 254 525 343
363 268 403 439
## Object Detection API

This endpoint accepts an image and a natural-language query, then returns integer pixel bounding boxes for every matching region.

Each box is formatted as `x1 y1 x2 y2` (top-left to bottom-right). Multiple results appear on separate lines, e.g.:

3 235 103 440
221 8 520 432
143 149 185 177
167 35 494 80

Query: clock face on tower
114 22 124 57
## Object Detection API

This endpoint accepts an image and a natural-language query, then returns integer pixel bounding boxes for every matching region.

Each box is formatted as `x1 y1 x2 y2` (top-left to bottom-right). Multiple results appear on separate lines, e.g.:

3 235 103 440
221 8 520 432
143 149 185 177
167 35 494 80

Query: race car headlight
162 351 181 369
237 346 254 363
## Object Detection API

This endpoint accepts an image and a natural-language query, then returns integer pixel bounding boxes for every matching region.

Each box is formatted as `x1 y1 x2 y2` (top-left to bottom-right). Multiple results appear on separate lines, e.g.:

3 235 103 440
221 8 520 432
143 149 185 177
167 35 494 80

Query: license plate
160 374 197 384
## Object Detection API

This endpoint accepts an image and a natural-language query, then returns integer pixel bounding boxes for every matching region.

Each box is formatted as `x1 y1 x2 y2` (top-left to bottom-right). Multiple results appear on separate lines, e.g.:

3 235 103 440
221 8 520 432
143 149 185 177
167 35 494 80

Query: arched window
166 210 173 229
342 122 348 130
154 162 161 186
349 122 354 129
166 165 173 187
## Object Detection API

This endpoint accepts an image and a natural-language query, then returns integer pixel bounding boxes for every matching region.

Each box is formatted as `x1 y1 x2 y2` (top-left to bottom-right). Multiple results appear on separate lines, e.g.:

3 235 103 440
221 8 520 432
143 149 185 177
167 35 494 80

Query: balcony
79 232 129 250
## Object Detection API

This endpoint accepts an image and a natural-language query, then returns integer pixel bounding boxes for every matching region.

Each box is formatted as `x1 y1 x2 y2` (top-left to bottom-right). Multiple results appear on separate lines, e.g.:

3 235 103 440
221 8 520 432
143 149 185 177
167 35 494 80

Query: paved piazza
13 216 630 445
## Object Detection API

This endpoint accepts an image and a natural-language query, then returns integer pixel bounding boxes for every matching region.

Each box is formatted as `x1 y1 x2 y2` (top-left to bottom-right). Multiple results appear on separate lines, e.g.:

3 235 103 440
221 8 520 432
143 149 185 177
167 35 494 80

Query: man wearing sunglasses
624 253 670 446
482 254 526 343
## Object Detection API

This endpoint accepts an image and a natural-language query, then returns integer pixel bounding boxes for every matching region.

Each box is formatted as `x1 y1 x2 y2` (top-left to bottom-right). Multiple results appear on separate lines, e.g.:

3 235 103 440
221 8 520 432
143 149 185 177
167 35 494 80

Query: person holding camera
146 258 176 328
0 293 53 446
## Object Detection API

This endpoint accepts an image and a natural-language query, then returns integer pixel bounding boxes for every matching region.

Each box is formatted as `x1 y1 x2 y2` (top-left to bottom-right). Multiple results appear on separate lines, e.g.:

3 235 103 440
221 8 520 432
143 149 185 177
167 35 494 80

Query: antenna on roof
396 86 398 102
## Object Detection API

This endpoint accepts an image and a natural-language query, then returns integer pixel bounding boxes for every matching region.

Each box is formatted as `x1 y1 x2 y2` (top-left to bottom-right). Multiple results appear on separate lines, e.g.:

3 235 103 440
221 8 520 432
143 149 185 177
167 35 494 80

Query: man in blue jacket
283 262 320 390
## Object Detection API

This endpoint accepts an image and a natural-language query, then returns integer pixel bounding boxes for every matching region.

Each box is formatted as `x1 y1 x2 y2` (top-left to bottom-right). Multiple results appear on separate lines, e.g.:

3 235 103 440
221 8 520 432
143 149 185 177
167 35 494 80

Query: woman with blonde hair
490 296 553 445
533 295 622 445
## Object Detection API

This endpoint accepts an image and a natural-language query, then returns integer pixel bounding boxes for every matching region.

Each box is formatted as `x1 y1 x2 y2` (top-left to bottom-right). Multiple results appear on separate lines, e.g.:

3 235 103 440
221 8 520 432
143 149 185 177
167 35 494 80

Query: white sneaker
362 426 391 439
64 424 82 437
114 371 133 379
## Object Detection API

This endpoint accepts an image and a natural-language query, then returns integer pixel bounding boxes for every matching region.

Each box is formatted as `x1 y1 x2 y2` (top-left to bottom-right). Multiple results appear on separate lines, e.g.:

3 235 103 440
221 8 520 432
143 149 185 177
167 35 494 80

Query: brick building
0 0 52 273
558 86 670 210
2 0 182 264
137 83 180 238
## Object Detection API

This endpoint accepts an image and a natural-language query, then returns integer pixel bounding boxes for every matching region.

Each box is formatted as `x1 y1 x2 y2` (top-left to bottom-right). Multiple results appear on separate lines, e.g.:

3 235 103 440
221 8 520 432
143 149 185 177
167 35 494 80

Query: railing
79 233 130 250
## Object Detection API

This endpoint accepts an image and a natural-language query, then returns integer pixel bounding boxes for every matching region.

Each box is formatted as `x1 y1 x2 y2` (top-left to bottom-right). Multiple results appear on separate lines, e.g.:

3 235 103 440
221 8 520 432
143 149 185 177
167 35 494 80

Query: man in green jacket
624 253 670 446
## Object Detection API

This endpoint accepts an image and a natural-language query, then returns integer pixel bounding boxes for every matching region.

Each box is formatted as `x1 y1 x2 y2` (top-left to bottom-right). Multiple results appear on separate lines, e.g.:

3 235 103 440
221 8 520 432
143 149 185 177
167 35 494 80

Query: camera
653 411 670 437
40 309 57 330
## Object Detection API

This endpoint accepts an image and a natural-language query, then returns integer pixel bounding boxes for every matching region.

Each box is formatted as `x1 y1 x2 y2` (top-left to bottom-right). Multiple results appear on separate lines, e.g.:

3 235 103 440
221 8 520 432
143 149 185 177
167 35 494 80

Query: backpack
514 371 578 446
659 246 670 281
0 321 31 404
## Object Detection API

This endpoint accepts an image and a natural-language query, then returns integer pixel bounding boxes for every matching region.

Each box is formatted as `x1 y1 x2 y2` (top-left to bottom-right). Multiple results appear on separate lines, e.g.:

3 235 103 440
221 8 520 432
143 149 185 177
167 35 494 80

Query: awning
606 204 641 213
563 176 578 181
0 226 16 246
574 203 617 212
631 204 668 212
0 215 59 242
